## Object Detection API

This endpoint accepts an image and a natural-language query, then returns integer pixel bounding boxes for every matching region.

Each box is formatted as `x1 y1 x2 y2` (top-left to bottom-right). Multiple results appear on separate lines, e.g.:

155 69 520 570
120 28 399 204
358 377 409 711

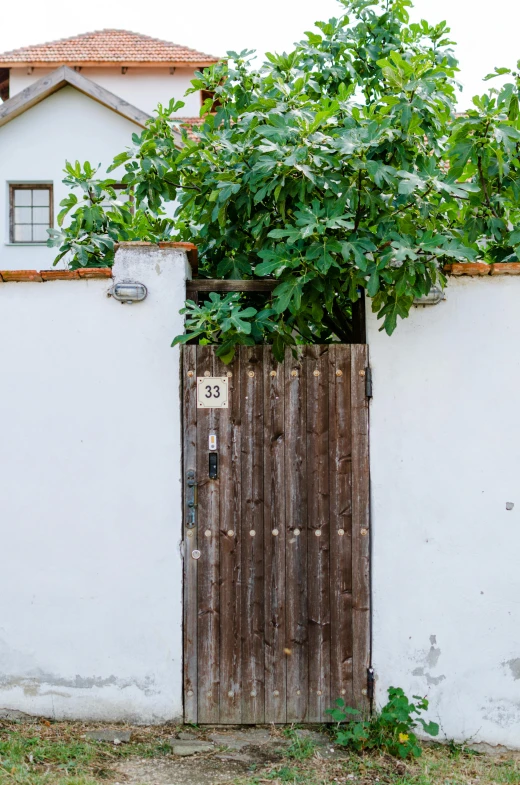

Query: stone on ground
86 729 132 743
208 728 273 750
0 709 38 722
170 740 214 757
177 731 198 740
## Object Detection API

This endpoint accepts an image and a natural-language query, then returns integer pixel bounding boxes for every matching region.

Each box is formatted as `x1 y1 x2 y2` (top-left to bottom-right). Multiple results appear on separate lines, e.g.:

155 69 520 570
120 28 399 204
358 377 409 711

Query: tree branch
391 184 434 219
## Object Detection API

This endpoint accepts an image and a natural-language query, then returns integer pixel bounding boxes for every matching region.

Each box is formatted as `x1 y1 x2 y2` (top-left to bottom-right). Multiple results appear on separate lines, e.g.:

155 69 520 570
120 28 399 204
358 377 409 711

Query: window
9 184 53 243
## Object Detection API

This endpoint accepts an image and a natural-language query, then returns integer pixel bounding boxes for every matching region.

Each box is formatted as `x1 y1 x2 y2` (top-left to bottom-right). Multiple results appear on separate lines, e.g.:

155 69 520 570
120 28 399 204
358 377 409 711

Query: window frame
9 183 54 244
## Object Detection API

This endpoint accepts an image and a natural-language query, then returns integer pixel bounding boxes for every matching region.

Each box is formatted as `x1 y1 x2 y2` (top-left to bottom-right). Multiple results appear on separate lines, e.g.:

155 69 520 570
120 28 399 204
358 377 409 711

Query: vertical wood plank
263 346 286 724
306 345 331 722
351 344 371 711
329 345 354 710
183 345 198 723
285 346 309 722
216 352 242 723
240 346 265 723
196 346 220 723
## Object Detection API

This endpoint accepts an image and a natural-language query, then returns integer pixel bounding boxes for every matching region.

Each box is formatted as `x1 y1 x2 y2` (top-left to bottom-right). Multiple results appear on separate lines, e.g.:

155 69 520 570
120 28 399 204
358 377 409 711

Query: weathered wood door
182 344 370 724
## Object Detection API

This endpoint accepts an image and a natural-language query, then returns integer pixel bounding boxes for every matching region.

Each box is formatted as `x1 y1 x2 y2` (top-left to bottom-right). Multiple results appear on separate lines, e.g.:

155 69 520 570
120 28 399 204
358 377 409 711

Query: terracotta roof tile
0 29 219 66
174 116 205 140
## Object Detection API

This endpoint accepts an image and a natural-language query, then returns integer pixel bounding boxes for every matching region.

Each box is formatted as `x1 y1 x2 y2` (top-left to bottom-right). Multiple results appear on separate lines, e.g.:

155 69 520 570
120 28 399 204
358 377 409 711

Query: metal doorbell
209 432 218 479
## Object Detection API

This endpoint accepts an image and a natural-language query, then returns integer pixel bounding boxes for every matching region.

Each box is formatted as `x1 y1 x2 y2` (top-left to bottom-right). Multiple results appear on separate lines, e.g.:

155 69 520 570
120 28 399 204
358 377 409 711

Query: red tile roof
0 29 219 67
174 117 205 141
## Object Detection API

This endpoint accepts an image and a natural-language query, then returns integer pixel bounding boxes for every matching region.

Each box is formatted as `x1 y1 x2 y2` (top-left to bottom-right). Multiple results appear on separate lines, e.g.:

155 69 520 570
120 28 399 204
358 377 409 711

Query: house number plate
197 377 229 408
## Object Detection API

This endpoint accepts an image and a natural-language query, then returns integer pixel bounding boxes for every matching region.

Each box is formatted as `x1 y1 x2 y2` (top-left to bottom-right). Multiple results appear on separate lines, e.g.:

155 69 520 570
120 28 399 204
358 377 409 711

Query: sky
0 0 518 109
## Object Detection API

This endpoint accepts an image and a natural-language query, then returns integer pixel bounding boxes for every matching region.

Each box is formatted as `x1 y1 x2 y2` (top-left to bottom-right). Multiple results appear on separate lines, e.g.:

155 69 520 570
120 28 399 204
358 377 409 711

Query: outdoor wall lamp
413 286 445 306
109 280 148 304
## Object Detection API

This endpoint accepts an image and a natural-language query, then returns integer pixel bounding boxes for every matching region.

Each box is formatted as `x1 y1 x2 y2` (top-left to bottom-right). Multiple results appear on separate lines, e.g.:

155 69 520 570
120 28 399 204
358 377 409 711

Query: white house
0 30 218 271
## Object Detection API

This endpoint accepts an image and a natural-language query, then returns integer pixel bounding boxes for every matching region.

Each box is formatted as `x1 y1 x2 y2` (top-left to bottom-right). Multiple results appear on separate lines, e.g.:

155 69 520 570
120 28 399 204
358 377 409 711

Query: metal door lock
186 469 197 528
209 452 218 480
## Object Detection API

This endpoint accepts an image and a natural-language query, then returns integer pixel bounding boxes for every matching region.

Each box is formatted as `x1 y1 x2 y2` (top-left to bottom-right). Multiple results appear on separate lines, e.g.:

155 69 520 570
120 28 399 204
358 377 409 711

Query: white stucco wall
0 245 188 722
0 86 146 271
9 67 203 117
368 275 520 749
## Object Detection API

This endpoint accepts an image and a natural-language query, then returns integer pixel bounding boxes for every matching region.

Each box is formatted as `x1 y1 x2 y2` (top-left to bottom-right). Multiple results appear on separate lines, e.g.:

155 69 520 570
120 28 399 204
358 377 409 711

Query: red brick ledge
0 269 113 282
445 263 520 276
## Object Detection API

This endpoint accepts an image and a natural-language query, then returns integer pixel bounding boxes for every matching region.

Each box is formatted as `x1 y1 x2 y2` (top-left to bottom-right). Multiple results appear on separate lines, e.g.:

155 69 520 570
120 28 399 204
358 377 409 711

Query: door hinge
365 367 373 399
367 667 375 701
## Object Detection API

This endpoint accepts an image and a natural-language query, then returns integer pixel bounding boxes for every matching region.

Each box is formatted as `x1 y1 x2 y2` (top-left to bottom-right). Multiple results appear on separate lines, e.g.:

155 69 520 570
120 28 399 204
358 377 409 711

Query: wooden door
182 344 370 724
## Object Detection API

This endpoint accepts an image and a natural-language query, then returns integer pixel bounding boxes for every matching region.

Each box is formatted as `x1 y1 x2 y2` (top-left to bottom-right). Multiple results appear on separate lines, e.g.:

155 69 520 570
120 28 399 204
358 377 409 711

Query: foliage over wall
49 0 520 360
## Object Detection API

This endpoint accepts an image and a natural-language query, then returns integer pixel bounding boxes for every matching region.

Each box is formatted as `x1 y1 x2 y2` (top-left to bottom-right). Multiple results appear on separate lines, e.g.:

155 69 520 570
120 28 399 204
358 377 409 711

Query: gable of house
0 66 154 129
0 71 157 271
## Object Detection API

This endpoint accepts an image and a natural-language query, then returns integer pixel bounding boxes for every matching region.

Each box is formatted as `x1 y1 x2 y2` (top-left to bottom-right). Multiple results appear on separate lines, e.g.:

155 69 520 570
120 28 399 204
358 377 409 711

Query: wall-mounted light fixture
413 286 445 306
108 280 148 304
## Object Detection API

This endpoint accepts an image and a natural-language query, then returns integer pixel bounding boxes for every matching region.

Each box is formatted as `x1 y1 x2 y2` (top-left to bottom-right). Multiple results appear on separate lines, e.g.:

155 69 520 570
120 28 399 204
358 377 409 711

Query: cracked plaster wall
0 246 189 722
367 276 520 749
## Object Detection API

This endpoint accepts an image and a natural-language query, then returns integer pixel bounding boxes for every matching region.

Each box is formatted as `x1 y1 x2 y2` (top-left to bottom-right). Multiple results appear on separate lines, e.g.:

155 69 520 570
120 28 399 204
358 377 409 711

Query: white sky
0 0 518 109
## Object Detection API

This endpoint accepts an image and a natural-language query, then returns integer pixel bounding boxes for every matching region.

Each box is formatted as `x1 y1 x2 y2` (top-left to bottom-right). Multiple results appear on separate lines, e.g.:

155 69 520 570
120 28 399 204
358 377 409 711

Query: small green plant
283 729 315 761
266 765 302 781
326 686 439 759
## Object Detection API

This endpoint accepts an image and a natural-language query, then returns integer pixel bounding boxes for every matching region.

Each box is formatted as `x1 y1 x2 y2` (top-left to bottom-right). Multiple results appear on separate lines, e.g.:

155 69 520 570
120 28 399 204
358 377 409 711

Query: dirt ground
0 719 519 785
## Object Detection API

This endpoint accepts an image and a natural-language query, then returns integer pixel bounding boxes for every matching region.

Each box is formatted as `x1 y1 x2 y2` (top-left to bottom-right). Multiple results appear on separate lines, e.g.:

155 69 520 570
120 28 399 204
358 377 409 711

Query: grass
0 720 518 785
238 744 520 785
283 729 316 761
0 720 174 785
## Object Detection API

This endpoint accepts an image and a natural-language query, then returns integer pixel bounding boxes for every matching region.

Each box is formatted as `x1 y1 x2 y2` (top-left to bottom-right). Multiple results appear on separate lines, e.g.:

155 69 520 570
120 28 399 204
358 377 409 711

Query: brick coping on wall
0 241 200 283
0 269 113 282
1 260 520 283
444 263 520 276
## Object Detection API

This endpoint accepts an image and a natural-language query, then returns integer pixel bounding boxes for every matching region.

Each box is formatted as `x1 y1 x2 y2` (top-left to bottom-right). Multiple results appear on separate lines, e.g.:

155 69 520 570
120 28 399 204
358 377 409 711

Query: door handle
186 469 197 528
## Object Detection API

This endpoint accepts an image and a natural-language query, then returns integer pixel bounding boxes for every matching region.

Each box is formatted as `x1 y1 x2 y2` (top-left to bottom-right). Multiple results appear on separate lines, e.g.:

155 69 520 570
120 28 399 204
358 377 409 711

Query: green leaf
255 259 286 276
367 271 380 297
418 719 440 737
272 278 303 313
171 331 203 346
217 255 252 279
268 227 302 244
483 66 511 81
